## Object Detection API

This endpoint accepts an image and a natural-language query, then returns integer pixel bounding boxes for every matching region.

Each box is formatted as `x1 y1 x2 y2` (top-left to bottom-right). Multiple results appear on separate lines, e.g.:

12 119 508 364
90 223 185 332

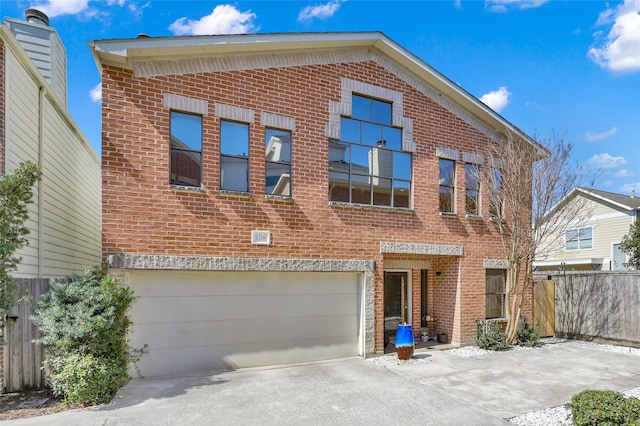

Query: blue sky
2 0 639 194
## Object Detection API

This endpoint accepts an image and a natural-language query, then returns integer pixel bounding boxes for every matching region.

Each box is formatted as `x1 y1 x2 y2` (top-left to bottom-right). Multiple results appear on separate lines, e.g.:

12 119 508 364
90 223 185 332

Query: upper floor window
566 227 593 250
329 94 410 208
489 168 503 218
170 111 203 187
439 159 455 213
465 163 480 216
221 120 249 192
265 128 292 197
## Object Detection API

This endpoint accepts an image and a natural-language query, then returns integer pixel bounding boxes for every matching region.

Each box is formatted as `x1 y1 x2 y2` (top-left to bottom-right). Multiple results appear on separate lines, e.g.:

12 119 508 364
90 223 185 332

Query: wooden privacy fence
1 278 53 393
547 272 640 346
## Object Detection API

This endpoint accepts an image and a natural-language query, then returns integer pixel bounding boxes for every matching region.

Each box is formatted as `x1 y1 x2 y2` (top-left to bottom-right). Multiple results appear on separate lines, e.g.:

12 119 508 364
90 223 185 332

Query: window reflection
170 111 202 187
329 94 410 207
265 128 292 196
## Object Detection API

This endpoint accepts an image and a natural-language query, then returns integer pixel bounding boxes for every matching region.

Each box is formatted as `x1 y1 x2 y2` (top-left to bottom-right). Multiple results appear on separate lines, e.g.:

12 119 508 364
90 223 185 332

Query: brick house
90 32 537 378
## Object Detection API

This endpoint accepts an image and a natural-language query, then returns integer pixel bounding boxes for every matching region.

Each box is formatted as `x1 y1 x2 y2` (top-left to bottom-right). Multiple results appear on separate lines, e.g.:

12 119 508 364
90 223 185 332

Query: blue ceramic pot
395 324 414 360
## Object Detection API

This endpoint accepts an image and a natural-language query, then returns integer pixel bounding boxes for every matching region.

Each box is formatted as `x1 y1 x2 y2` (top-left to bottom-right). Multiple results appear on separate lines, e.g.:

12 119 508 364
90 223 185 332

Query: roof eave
90 31 540 149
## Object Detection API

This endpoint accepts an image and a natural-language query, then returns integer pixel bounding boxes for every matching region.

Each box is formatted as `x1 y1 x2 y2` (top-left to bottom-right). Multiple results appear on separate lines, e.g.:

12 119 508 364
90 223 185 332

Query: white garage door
128 270 362 377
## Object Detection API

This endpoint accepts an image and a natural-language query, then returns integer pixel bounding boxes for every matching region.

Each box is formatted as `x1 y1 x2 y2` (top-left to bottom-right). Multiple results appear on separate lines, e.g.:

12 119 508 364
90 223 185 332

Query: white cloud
584 127 618 142
484 0 549 13
586 153 627 170
169 5 258 36
588 0 640 73
620 182 640 194
89 83 102 102
479 86 511 113
615 169 634 178
30 0 144 19
31 0 90 17
298 0 344 22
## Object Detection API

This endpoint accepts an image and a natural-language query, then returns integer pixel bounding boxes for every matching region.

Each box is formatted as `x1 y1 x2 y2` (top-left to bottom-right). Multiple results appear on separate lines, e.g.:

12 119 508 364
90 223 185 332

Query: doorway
384 271 410 351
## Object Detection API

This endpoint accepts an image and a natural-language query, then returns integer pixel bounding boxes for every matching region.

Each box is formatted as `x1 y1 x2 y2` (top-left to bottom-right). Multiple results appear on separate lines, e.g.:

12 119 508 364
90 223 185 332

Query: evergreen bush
475 323 509 351
47 353 129 405
515 318 540 347
567 389 640 426
32 267 144 405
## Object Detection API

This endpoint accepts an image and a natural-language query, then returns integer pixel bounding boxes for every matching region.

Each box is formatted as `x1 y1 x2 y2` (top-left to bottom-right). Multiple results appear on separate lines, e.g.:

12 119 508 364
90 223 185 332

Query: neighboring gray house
534 187 640 272
0 9 101 392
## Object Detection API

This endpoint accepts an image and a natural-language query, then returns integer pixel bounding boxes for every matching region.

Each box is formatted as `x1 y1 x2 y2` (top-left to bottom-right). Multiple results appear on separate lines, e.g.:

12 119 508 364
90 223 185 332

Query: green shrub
475 323 509 351
32 267 144 406
515 318 540 347
47 353 129 405
567 389 640 426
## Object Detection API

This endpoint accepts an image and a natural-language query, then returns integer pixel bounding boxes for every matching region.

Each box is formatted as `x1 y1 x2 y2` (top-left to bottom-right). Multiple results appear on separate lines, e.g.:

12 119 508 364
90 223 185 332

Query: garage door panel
130 271 357 297
138 337 358 377
129 271 362 377
129 313 358 350
131 292 359 324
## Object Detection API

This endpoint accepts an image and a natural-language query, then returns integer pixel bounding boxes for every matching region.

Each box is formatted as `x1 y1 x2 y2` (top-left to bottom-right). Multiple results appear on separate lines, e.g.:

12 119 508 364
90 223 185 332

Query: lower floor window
485 269 506 319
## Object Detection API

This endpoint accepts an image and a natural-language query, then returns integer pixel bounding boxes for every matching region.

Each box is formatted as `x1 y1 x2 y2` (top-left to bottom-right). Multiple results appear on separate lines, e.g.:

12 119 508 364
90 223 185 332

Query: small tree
0 161 41 340
620 220 640 270
478 132 590 344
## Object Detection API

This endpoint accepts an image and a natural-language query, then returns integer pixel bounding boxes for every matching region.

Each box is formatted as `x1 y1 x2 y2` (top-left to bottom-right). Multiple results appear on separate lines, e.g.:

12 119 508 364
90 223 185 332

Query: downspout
38 86 44 279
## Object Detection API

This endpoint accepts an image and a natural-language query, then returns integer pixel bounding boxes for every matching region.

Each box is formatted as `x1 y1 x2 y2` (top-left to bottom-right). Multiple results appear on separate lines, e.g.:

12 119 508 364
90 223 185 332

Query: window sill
220 190 250 198
439 212 457 218
465 214 483 220
329 201 414 214
265 194 294 202
170 184 205 194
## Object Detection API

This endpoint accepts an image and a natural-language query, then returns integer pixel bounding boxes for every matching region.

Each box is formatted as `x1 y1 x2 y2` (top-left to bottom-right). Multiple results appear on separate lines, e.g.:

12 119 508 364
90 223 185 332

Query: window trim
465 163 480 216
488 167 503 219
220 119 250 193
329 93 411 209
169 110 203 188
265 127 292 198
439 158 455 214
565 226 594 251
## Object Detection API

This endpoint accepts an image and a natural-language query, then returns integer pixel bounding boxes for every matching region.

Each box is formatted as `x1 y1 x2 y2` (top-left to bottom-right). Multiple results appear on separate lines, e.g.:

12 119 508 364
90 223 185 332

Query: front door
384 271 409 351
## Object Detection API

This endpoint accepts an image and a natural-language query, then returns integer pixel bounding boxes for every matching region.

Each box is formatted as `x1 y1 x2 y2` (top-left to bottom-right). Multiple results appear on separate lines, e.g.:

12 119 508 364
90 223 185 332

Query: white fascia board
576 188 635 211
533 258 604 267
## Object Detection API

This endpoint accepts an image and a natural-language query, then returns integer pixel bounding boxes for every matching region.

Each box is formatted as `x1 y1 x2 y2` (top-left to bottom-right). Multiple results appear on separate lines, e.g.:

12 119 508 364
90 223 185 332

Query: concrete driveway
5 341 640 425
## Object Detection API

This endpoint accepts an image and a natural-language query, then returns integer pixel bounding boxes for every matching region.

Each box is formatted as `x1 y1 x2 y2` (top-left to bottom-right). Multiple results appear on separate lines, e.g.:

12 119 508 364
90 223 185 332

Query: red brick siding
101 60 533 347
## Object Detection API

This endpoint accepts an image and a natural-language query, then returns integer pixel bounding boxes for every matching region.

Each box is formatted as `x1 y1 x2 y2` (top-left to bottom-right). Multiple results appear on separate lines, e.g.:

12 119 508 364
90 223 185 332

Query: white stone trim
436 147 459 160
488 156 504 168
107 253 374 272
163 93 208 115
261 112 295 130
215 103 255 123
327 78 416 153
380 242 463 256
463 152 483 165
484 259 509 269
